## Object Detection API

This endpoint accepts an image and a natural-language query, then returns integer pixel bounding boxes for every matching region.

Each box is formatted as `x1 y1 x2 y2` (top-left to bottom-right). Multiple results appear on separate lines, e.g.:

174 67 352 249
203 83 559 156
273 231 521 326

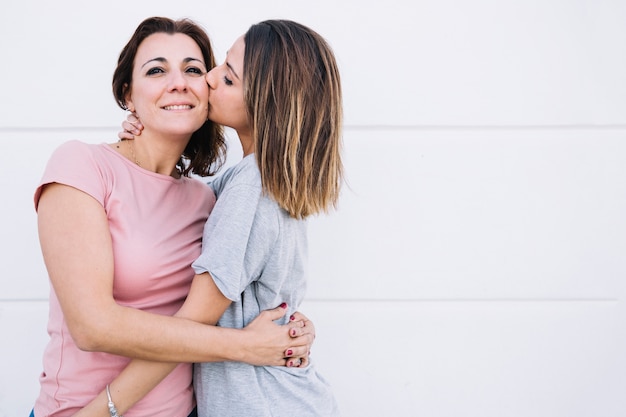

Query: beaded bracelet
106 384 124 417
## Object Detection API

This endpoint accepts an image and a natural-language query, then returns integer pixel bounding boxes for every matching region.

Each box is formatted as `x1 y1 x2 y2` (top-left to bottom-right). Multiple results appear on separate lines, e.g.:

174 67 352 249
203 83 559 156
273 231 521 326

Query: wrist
106 384 124 417
220 327 251 363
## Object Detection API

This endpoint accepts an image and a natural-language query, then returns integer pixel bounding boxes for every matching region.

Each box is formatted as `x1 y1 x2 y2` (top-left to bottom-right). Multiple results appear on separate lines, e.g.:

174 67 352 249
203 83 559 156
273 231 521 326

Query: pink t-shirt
33 141 216 417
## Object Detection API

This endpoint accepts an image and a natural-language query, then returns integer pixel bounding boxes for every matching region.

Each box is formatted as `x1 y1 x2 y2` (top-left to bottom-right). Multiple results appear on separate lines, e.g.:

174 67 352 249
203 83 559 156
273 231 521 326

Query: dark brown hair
112 16 225 177
244 20 343 218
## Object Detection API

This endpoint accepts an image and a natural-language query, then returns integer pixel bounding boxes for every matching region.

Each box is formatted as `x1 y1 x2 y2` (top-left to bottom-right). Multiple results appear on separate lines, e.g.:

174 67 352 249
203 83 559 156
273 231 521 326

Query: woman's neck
131 133 189 177
238 131 254 157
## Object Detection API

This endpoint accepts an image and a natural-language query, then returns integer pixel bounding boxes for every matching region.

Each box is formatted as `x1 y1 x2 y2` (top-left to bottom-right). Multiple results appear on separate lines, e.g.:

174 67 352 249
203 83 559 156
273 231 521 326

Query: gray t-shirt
192 154 340 417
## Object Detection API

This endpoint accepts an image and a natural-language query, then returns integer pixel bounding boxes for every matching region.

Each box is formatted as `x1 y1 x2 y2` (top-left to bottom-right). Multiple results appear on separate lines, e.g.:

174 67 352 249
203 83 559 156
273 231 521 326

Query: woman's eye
223 76 233 86
146 67 165 76
186 66 205 75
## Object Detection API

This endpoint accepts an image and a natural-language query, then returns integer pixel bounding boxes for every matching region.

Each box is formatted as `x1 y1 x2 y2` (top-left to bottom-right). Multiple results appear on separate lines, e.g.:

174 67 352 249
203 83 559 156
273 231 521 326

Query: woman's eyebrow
226 61 240 80
140 57 205 69
141 57 166 69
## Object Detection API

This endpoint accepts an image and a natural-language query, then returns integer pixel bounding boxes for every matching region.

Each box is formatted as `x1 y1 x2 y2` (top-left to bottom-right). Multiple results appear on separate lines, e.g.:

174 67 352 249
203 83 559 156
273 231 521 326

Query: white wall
1 0 625 416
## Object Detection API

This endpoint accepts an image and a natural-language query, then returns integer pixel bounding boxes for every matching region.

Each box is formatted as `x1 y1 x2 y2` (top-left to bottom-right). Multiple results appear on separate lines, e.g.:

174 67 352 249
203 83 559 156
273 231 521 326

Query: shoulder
184 176 216 204
210 155 260 197
35 141 113 209
54 139 103 154
43 141 121 182
49 140 111 165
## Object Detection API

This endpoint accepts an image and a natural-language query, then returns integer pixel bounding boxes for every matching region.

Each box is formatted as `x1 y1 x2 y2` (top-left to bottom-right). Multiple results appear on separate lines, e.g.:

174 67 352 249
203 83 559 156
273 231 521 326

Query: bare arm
38 183 311 364
75 271 311 416
74 273 230 416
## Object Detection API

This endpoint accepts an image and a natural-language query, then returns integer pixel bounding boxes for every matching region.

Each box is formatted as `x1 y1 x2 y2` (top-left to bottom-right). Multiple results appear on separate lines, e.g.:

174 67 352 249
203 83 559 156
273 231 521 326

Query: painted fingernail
290 315 295 321
286 349 293 356
288 361 294 367
290 329 297 337
280 302 287 309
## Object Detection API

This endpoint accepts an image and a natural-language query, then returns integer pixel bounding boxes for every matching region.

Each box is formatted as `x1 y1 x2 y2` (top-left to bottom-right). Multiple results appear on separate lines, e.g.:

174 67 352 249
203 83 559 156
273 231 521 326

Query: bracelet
106 384 124 417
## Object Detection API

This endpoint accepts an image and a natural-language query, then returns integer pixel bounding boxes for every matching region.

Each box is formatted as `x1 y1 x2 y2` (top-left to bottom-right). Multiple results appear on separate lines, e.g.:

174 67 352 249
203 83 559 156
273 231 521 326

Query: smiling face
125 32 209 140
205 36 250 145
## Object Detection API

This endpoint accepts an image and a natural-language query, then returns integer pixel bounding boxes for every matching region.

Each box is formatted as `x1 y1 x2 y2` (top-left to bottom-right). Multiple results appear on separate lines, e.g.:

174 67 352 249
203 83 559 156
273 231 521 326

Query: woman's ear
123 83 135 112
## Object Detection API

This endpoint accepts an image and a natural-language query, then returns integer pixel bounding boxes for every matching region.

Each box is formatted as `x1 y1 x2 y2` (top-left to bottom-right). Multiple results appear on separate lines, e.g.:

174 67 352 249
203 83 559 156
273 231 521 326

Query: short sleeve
192 180 278 301
34 140 108 210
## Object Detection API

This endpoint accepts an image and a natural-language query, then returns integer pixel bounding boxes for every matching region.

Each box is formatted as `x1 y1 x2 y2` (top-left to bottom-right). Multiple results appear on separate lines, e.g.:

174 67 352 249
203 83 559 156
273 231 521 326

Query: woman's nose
168 70 188 91
205 68 217 89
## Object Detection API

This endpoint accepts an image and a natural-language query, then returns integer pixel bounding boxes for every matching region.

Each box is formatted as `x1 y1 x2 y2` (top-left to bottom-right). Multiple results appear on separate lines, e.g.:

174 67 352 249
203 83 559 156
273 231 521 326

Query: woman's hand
241 304 315 367
288 310 315 367
117 113 143 140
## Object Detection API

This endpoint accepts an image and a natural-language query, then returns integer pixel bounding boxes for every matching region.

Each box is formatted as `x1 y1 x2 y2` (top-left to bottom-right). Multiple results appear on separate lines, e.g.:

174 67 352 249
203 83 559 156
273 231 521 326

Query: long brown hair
244 20 343 218
112 16 226 177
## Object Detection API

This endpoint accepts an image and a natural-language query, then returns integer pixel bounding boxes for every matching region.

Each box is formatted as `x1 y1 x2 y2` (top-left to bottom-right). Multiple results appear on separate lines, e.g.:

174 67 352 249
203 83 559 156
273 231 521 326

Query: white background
1 0 625 416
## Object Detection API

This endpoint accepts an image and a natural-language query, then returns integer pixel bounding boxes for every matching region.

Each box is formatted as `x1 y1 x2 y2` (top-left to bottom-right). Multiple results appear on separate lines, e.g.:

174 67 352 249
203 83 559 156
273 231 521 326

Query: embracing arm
75 267 313 416
38 183 311 364
74 272 237 416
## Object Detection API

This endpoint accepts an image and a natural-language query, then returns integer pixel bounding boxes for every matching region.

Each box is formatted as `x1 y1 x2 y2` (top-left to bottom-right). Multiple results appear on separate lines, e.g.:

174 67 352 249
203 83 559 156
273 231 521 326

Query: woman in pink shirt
31 17 313 417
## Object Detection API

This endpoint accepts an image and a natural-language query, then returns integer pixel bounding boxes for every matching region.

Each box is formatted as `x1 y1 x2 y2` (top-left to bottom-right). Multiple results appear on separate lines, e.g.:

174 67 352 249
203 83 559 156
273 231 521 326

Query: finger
290 311 315 336
290 311 309 322
286 354 310 368
127 113 139 123
284 336 311 358
297 354 310 368
117 130 135 140
288 319 305 331
284 344 309 359
288 324 306 338
124 113 143 133
288 322 316 340
286 357 303 368
259 303 289 322
122 121 140 136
